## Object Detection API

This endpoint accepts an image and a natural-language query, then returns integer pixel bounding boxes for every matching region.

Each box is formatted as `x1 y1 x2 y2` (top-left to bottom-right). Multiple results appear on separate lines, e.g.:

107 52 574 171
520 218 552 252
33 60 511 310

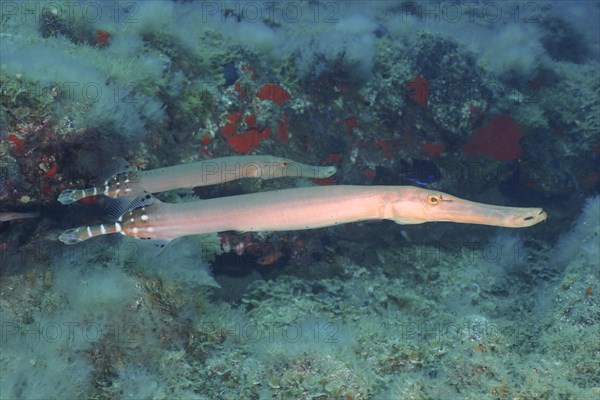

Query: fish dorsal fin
106 191 157 220
101 156 132 181
98 156 135 189
101 156 143 199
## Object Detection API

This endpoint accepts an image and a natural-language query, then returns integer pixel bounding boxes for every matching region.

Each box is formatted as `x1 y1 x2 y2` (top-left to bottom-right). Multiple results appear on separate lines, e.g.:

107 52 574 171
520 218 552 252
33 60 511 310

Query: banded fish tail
57 156 139 205
59 223 123 244
59 191 157 244
57 171 144 205
58 188 95 205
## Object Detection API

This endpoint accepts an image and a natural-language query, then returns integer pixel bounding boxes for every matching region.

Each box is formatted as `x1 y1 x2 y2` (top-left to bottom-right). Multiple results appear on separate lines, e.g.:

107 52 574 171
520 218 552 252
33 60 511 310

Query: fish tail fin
59 223 122 244
58 188 97 205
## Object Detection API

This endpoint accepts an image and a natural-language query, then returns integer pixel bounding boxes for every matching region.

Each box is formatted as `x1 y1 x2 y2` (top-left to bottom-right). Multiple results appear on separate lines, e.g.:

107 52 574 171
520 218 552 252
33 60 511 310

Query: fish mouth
306 165 336 179
321 166 337 178
523 208 547 225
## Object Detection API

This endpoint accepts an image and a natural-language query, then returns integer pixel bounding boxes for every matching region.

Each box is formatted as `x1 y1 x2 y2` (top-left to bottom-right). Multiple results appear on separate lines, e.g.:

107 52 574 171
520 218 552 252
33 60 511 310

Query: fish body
59 185 547 245
58 156 336 205
0 211 40 222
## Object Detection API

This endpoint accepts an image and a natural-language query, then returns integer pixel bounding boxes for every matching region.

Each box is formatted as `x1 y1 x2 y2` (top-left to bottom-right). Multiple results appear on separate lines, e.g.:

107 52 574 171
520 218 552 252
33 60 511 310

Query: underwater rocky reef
1 1 599 399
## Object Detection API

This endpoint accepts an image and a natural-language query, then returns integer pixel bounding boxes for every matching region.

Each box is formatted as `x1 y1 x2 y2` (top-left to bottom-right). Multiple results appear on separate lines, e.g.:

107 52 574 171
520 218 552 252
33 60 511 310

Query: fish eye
427 194 441 206
280 160 289 168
